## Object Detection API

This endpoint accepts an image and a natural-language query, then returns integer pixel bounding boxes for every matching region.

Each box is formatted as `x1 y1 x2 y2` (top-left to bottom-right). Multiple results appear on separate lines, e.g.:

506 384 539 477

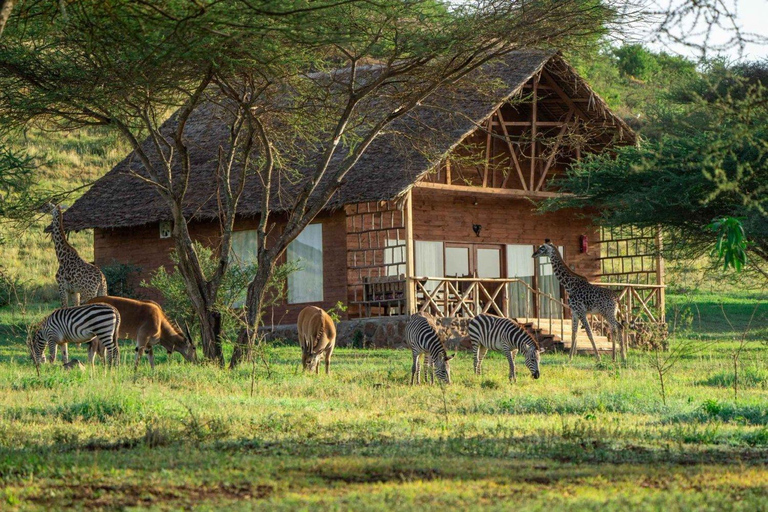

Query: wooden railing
594 282 666 326
411 276 571 329
409 277 666 355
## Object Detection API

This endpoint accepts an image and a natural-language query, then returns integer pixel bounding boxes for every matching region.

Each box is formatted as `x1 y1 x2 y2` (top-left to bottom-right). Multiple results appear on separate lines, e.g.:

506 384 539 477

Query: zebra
31 303 121 367
405 313 454 385
468 314 544 382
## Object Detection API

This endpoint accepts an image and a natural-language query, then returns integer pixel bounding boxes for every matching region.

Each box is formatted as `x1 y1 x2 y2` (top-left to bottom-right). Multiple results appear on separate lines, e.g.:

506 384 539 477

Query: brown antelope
86 296 196 369
297 306 336 374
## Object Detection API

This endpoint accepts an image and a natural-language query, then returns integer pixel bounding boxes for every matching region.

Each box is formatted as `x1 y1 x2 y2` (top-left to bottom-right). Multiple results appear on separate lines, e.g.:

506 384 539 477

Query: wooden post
530 73 539 190
656 227 665 323
404 189 416 314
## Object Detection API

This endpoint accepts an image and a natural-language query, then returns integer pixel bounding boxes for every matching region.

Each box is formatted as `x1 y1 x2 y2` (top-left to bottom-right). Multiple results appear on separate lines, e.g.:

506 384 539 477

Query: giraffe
532 239 622 361
47 204 108 362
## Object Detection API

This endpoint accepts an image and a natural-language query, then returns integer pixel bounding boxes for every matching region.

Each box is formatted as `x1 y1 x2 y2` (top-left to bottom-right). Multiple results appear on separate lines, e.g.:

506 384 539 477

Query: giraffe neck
50 211 79 263
548 248 584 292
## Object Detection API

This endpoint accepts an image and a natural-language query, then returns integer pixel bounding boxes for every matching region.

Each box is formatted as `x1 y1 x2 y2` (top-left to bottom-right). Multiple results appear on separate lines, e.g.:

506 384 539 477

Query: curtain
415 241 443 292
287 224 323 304
507 244 535 318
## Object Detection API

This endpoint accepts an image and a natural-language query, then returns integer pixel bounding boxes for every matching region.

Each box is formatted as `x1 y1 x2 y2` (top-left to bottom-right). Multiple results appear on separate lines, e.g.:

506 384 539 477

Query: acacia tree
1 0 622 366
545 61 767 277
225 0 625 366
0 0 308 363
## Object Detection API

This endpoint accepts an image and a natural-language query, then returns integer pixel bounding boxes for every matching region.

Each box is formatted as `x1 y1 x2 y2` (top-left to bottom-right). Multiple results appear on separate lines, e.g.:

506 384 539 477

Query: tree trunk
170 204 225 365
201 309 224 363
230 261 272 368
0 0 15 38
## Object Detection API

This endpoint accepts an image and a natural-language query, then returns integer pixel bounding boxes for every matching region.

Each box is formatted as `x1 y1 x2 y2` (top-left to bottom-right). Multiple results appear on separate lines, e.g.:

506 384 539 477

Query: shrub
100 260 142 298
0 268 20 307
143 242 294 345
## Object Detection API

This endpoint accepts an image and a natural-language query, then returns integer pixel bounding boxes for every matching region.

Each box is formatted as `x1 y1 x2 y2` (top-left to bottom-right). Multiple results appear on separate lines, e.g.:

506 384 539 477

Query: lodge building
64 51 665 349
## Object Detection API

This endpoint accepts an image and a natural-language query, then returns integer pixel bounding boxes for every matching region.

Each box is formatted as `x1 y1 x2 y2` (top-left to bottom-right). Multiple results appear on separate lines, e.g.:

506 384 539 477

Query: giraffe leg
581 315 601 361
569 313 580 360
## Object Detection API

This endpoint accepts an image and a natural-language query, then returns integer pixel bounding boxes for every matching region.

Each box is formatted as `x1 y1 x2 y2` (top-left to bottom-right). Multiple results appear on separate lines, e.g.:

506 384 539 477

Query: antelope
86 296 196 369
297 306 336 374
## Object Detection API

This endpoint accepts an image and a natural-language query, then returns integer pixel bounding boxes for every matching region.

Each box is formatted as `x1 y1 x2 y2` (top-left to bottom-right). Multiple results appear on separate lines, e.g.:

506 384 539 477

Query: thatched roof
64 51 634 231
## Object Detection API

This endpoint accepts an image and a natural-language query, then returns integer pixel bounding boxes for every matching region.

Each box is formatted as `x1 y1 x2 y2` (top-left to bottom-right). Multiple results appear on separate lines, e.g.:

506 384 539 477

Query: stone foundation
262 315 472 350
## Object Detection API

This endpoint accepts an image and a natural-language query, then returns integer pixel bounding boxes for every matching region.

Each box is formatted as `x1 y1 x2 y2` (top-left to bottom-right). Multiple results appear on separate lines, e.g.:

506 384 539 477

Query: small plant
649 301 703 405
701 399 723 417
351 330 365 349
326 301 348 324
720 301 760 401
480 379 499 390
100 260 142 298
0 267 21 307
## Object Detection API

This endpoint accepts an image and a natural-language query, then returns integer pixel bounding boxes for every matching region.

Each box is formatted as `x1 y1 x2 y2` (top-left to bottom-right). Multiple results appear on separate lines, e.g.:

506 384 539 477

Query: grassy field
0 292 766 510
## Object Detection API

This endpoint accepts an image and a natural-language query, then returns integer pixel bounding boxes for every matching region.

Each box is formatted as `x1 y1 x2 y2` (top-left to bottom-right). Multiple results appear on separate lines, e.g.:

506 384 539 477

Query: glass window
230 230 258 267
384 237 406 277
476 248 501 278
445 246 470 277
287 224 323 304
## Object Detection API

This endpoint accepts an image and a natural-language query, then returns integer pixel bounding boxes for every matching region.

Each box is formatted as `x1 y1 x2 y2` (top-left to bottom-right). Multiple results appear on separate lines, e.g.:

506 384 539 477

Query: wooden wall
94 210 349 325
410 187 600 279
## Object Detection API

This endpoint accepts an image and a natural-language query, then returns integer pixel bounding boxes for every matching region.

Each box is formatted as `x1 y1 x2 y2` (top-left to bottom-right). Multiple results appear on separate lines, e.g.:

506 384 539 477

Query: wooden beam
414 181 564 198
483 117 492 187
445 159 451 185
530 73 539 190
655 227 665 322
541 70 593 122
535 110 575 191
404 189 416 314
492 121 568 127
496 109 526 190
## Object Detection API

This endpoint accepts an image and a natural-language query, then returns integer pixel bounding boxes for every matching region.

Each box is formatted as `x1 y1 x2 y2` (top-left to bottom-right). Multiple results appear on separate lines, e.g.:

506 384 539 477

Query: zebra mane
513 320 540 351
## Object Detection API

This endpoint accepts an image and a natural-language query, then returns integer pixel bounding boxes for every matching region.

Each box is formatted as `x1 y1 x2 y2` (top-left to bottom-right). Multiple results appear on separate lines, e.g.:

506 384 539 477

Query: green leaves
545 58 767 276
709 217 748 272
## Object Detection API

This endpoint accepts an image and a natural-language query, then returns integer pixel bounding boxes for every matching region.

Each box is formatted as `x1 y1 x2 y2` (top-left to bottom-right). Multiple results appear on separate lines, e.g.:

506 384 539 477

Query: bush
143 242 294 345
100 260 142 298
0 267 21 307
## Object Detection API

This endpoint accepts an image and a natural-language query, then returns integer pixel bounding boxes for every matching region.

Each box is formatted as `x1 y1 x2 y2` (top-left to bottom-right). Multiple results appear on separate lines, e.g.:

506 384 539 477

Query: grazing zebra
405 314 454 385
31 303 121 367
468 314 543 382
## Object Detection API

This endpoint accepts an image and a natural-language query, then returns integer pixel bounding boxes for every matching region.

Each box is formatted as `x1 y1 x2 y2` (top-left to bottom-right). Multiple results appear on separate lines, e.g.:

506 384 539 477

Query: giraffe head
532 239 557 259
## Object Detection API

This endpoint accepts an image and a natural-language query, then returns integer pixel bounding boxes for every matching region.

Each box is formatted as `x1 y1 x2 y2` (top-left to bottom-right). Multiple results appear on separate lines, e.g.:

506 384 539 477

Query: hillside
0 127 129 301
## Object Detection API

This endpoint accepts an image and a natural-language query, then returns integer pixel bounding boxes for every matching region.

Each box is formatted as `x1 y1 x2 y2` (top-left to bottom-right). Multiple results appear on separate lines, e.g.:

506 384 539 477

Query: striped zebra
468 314 543 382
31 303 121 367
405 314 454 385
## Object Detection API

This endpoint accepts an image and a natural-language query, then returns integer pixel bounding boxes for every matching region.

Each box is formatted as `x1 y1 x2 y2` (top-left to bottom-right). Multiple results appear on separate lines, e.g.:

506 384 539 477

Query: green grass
0 292 766 509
